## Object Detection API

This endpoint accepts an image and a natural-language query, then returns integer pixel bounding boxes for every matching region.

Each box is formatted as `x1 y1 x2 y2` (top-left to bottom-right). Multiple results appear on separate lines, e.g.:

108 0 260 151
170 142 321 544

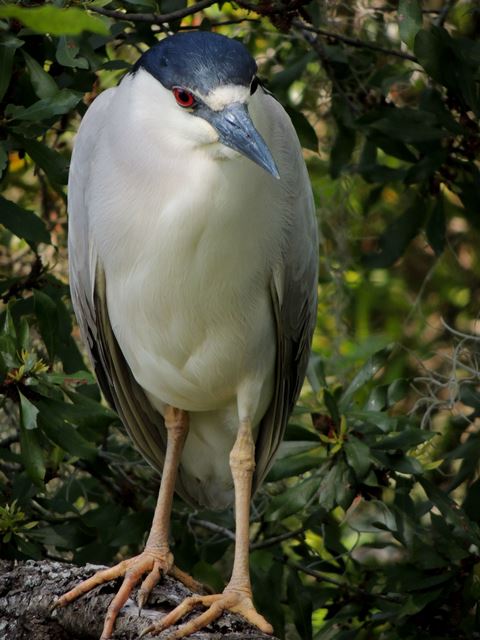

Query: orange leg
54 406 201 639
141 419 273 639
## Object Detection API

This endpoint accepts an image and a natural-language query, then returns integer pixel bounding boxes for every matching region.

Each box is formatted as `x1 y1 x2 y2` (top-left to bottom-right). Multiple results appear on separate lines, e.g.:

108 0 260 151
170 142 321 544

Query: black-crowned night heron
56 31 318 639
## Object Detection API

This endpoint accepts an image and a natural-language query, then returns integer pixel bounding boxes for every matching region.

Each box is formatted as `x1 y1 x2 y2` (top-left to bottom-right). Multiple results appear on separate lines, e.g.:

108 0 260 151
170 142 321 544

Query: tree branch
1 253 45 304
0 559 278 639
189 517 236 541
293 19 418 62
251 527 304 550
89 0 218 25
189 519 304 551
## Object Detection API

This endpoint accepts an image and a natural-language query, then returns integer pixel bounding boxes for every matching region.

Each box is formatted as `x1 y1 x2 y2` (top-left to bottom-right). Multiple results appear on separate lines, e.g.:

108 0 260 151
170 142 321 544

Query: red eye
172 87 196 108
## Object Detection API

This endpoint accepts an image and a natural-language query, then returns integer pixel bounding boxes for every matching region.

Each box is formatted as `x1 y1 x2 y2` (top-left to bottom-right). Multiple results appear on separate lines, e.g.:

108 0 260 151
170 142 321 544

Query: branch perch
0 559 278 639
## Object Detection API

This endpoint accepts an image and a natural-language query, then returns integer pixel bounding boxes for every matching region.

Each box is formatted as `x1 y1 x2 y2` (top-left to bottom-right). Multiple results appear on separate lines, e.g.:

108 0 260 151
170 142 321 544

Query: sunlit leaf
0 5 108 36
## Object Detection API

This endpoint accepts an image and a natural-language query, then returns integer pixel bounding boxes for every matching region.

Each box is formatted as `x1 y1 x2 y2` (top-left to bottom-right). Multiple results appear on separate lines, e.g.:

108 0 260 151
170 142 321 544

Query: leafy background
1 0 480 638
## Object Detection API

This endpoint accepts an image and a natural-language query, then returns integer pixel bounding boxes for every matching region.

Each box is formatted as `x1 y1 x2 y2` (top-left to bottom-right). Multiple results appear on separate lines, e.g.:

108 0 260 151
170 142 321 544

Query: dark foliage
1 1 480 638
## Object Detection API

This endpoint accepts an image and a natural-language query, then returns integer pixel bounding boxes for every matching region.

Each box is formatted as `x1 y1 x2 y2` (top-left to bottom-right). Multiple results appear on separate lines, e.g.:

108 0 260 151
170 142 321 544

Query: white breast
77 71 300 506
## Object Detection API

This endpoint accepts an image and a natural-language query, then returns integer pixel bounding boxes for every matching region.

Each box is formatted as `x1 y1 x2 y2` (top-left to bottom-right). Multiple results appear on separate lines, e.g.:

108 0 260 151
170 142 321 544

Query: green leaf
56 37 89 70
323 389 340 424
330 125 355 179
287 570 313 640
22 51 58 100
414 28 452 85
419 477 480 545
19 391 39 431
340 346 392 408
0 5 109 36
0 40 17 102
9 89 83 122
265 477 318 521
0 336 18 369
36 393 115 442
365 384 388 412
373 428 435 452
318 458 355 510
19 420 45 486
16 317 30 352
398 0 422 49
286 107 318 152
463 477 480 523
405 149 447 184
369 133 418 163
387 378 409 406
45 422 97 461
415 27 480 115
0 142 7 179
267 446 324 482
3 304 16 341
367 108 445 144
344 436 371 478
0 196 50 247
363 201 426 268
33 290 59 360
250 552 285 637
20 137 68 185
269 52 316 91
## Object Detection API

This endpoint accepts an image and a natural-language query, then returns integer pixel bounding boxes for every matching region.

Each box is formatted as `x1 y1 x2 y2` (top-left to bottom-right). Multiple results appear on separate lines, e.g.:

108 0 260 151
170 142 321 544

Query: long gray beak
205 103 280 179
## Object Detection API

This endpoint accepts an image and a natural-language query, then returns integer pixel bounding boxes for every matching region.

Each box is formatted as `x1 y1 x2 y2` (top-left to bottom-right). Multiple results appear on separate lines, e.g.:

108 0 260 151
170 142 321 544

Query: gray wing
252 243 318 491
252 95 319 490
68 90 178 495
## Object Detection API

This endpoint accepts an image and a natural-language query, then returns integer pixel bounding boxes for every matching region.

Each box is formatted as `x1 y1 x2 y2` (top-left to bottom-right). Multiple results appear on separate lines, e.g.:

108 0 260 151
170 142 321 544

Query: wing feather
252 95 318 489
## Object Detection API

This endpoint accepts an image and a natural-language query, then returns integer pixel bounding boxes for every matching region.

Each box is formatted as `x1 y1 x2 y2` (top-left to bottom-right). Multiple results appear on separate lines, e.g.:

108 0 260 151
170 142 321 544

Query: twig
251 526 304 550
89 0 218 25
286 559 345 587
293 19 418 62
1 254 45 304
189 517 236 541
179 17 260 29
287 559 404 602
189 518 305 550
434 0 456 27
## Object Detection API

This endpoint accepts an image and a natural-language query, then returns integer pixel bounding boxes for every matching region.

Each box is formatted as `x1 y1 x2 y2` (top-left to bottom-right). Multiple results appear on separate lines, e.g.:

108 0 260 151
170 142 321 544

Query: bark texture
0 560 278 640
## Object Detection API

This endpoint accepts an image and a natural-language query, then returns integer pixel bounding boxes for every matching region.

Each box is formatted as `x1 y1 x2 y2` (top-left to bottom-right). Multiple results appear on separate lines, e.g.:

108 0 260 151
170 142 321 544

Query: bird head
132 31 280 179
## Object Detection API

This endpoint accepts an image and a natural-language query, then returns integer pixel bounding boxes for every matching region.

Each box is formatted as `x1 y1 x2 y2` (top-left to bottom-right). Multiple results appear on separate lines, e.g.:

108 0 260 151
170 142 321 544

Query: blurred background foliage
0 0 480 638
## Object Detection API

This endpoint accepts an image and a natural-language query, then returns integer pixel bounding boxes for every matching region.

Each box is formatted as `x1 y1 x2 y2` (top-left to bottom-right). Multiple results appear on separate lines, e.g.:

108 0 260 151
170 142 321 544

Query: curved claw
137 564 163 610
140 591 273 639
53 550 202 640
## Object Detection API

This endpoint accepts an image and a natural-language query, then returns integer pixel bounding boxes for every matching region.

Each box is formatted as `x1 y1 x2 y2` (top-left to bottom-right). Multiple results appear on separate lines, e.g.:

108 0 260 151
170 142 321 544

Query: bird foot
52 549 205 639
140 588 273 639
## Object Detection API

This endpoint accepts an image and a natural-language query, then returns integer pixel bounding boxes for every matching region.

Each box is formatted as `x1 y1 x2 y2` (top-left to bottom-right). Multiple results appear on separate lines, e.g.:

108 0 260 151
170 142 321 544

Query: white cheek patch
198 84 251 111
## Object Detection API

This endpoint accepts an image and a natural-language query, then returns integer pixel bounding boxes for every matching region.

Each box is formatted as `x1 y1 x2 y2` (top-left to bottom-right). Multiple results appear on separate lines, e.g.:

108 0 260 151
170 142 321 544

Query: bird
55 30 318 639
